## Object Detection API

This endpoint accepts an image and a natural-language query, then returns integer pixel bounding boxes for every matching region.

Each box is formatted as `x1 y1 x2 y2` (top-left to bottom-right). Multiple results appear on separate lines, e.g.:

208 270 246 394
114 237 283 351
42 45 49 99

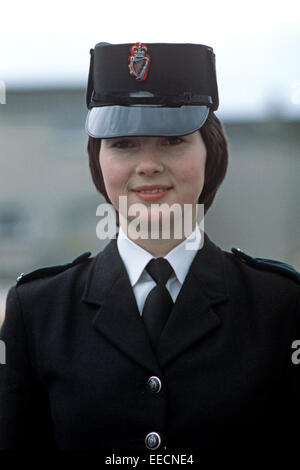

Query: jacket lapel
157 232 229 367
81 238 161 375
81 232 229 372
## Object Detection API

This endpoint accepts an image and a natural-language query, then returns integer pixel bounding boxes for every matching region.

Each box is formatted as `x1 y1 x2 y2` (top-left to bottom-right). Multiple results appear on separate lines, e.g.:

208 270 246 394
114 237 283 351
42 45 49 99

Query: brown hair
87 110 229 220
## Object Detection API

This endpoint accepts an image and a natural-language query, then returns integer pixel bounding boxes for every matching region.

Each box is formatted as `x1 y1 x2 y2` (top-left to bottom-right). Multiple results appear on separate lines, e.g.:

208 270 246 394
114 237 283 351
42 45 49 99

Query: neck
119 216 198 257
126 236 184 258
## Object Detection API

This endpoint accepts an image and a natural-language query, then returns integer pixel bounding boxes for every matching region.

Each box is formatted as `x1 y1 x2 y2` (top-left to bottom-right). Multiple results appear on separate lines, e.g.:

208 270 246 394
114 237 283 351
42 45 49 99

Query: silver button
145 432 161 450
147 376 162 393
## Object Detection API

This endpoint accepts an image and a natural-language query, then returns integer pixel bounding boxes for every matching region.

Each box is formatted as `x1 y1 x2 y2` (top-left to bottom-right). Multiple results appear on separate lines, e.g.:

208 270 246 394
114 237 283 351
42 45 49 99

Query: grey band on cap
85 105 209 138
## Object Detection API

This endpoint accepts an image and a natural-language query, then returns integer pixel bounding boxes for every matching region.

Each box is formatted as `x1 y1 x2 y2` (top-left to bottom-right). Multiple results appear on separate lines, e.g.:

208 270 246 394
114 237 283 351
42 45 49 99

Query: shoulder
2 251 94 335
15 251 93 287
230 246 300 284
224 246 300 317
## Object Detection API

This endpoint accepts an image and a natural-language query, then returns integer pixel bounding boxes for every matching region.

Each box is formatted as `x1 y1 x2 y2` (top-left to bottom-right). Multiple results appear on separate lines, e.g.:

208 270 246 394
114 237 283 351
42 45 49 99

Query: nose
135 150 164 176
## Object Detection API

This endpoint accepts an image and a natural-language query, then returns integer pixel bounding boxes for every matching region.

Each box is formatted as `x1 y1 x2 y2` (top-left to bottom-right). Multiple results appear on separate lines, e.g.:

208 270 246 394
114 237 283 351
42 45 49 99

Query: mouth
132 185 173 201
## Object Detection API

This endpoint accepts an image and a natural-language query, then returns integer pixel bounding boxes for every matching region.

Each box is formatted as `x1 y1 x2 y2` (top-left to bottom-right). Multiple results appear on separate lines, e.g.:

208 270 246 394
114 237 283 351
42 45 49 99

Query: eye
112 139 134 149
165 136 184 145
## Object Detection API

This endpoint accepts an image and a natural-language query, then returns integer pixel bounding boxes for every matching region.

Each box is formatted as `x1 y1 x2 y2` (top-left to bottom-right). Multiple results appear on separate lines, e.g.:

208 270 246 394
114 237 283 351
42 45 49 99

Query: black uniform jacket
0 232 300 452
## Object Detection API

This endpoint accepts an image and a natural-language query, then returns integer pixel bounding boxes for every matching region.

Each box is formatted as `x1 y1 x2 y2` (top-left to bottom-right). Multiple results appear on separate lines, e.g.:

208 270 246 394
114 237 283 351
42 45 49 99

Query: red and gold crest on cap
128 42 151 81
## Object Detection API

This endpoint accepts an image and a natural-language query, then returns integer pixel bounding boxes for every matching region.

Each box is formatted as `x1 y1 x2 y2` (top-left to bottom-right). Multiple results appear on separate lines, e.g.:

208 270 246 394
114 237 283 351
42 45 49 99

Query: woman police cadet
0 42 300 452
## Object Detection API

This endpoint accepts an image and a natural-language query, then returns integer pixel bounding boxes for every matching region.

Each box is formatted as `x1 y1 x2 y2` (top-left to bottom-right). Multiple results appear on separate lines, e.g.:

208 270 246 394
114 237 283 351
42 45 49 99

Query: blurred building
0 89 300 323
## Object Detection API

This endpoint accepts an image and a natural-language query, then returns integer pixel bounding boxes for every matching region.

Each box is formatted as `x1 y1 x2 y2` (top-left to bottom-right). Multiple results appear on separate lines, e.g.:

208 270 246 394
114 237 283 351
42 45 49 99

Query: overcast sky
1 0 300 119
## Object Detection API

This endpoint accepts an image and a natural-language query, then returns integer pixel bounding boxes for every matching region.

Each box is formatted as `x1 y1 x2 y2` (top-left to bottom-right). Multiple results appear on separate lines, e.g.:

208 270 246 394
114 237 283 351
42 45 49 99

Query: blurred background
1 1 300 324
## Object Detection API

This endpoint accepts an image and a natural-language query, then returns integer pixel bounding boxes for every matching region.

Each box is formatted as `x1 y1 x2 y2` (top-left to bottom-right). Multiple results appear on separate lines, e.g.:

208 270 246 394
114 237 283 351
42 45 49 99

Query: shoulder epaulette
231 247 300 283
16 251 92 286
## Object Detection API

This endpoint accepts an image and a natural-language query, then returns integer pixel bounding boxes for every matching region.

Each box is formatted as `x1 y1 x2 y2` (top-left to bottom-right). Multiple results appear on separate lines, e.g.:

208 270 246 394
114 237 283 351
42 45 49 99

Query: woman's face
99 130 207 232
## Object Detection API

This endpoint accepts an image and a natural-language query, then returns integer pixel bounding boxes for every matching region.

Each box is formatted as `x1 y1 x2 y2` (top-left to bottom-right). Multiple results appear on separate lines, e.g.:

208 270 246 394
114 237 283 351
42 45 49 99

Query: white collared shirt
117 225 202 315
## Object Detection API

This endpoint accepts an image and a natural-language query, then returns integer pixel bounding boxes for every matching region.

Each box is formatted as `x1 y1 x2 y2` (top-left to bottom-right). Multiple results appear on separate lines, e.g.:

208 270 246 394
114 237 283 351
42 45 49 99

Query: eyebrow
105 137 134 143
105 135 187 142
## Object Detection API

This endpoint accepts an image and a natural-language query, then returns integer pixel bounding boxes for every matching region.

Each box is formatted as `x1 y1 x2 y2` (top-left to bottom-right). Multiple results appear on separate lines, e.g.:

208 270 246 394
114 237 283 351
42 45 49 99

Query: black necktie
142 258 174 350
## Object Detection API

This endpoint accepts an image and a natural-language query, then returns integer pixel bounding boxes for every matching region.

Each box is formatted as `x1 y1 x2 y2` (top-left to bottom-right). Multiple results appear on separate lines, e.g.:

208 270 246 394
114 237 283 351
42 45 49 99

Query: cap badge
128 42 151 81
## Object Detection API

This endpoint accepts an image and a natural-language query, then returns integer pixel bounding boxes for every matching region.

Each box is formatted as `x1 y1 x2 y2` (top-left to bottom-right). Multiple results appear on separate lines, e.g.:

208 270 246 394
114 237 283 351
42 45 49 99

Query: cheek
175 152 206 187
99 155 129 203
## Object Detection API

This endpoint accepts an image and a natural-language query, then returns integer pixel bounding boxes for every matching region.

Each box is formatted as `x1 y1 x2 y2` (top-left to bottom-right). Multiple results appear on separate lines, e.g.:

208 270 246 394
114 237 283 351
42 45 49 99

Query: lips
132 185 172 201
132 184 172 192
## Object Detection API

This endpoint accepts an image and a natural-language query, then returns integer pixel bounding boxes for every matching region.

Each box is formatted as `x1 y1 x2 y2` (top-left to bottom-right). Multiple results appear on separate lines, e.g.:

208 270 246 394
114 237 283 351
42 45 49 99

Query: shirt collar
164 225 201 284
117 225 201 287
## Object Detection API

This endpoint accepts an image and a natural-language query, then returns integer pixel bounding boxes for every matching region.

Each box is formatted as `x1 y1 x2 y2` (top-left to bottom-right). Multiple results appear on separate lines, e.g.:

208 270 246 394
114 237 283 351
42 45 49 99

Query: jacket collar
81 232 229 373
